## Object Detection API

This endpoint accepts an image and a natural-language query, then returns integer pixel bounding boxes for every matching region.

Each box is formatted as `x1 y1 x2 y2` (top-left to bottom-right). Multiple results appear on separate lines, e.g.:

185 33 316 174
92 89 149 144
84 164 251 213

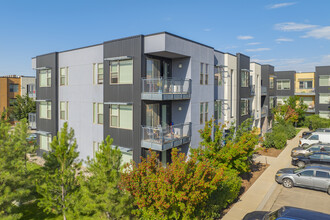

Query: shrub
273 122 296 140
263 130 287 149
304 115 330 130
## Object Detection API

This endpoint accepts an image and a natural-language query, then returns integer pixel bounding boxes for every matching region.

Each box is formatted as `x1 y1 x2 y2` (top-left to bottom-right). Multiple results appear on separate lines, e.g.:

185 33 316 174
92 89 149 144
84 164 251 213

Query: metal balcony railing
261 86 267 95
295 88 315 95
141 123 191 151
141 78 191 100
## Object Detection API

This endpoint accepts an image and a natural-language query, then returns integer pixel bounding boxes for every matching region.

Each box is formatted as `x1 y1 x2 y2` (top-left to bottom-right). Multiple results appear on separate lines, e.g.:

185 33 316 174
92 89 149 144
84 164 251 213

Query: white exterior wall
250 63 261 129
20 76 35 97
224 53 237 128
58 45 104 160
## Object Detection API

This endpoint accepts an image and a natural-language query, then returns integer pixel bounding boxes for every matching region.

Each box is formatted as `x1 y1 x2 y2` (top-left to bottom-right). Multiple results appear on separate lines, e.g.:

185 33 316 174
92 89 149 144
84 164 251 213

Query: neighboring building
274 70 295 106
315 66 330 119
294 72 315 115
0 75 36 118
32 32 261 164
250 62 261 132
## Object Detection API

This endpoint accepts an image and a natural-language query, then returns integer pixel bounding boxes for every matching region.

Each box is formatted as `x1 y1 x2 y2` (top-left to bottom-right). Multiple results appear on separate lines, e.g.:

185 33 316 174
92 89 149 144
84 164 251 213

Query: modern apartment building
32 32 261 163
0 75 36 117
294 72 316 114
315 66 330 119
250 62 261 132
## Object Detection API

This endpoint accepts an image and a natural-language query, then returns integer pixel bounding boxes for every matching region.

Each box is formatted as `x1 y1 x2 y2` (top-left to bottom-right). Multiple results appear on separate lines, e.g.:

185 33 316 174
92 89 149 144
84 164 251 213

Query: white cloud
251 58 276 63
268 2 296 9
247 42 261 45
237 35 254 40
274 22 318 31
245 48 271 52
303 26 330 40
203 28 211 32
275 38 294 43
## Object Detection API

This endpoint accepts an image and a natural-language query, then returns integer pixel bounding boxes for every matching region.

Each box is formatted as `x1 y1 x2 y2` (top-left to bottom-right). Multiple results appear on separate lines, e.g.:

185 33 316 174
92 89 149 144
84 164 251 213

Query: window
200 103 204 124
60 67 68 86
299 170 314 177
277 96 289 106
9 84 19 92
93 63 103 84
270 77 274 89
205 64 208 85
60 101 68 120
309 135 319 140
200 63 204 85
299 80 313 89
39 69 51 87
27 84 35 96
110 59 133 84
205 102 208 121
240 99 249 116
214 101 222 120
241 71 249 87
319 111 330 119
277 80 290 90
315 171 330 178
39 101 51 119
93 141 101 158
319 93 330 104
269 97 275 109
214 66 223 86
110 104 133 130
93 103 103 124
39 134 52 151
319 75 330 86
9 98 16 106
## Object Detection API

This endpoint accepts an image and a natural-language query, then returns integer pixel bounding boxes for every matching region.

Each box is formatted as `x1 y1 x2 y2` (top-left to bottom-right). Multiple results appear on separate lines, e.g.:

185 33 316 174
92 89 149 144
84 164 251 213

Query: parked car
243 206 330 220
315 128 330 132
292 152 330 167
275 165 330 195
299 132 330 147
291 143 330 157
301 131 313 139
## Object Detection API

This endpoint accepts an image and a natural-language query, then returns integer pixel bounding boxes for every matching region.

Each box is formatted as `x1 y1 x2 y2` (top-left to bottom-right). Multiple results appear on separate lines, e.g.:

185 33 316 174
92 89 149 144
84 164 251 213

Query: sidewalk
222 128 308 220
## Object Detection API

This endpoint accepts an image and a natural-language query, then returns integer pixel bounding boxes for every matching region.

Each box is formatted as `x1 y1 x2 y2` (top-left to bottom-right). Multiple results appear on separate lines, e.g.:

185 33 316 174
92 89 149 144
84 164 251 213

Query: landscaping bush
304 114 330 130
273 122 296 140
263 131 287 149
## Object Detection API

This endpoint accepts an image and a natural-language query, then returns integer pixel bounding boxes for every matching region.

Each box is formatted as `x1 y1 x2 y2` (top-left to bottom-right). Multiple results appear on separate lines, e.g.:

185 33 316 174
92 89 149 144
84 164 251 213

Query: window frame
60 67 68 86
319 93 330 104
205 102 208 122
240 99 249 116
109 59 133 85
299 80 313 89
205 64 208 85
109 104 133 130
93 63 104 84
9 84 19 92
39 69 51 87
200 102 204 124
241 70 249 87
39 134 52 151
200 63 204 85
214 100 222 120
39 101 52 120
277 79 291 90
60 101 68 120
269 77 274 89
319 75 330 87
93 103 103 124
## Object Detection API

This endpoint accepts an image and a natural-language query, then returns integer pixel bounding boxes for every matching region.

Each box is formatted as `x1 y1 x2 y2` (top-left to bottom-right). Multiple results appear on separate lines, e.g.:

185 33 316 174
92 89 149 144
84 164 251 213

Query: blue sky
1 0 330 76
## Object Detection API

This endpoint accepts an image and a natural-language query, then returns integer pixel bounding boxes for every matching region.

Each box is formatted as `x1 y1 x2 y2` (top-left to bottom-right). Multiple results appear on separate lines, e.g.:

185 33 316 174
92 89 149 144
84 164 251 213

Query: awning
35 130 51 136
104 56 132 61
34 67 51 70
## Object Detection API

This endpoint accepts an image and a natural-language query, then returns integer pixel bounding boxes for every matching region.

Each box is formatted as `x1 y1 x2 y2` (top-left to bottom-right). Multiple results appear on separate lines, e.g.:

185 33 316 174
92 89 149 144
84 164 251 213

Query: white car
299 132 330 147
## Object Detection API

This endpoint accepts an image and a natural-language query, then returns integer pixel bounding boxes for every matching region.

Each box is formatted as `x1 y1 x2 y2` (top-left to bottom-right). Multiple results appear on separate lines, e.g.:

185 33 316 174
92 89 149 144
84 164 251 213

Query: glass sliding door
146 104 160 127
146 58 161 79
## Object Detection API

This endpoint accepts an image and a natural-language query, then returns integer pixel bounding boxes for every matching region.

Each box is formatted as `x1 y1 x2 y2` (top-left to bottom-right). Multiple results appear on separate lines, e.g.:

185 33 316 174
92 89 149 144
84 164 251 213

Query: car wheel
327 187 330 195
302 144 309 148
283 178 293 188
297 161 305 168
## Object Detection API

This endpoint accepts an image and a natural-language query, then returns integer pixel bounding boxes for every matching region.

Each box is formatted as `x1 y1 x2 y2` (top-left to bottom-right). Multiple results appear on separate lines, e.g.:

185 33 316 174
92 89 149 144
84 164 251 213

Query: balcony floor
141 93 190 101
141 135 191 151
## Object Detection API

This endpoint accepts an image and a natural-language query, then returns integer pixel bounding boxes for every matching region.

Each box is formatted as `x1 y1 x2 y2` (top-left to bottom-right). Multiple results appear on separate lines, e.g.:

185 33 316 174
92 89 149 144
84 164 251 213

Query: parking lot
263 178 330 215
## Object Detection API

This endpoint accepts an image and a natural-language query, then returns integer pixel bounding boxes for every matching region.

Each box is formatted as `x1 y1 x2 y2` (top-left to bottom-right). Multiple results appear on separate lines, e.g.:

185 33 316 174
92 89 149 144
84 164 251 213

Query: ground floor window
319 111 330 119
39 134 52 151
240 99 249 116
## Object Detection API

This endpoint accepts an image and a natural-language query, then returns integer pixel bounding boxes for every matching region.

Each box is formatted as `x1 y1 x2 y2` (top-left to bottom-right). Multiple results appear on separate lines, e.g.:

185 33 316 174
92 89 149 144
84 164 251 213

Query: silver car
275 165 330 194
291 143 330 157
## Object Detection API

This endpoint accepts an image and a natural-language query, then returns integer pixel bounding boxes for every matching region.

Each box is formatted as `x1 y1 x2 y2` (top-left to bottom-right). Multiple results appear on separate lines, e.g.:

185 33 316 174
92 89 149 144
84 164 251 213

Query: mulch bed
219 162 269 218
256 147 283 157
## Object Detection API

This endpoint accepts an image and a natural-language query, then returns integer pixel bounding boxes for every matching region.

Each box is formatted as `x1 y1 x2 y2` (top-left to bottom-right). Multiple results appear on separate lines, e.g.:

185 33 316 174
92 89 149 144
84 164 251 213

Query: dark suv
292 152 330 167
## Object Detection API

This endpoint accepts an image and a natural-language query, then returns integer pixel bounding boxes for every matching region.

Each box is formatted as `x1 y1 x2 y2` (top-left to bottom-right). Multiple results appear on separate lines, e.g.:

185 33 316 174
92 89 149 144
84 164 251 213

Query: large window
39 69 51 87
269 97 275 109
110 104 133 130
205 64 208 85
240 99 249 116
40 134 52 151
319 111 330 119
277 79 290 90
214 66 223 86
9 84 19 92
200 103 204 124
269 77 274 89
60 101 68 120
299 80 313 89
93 63 103 84
319 93 330 104
214 100 222 120
110 59 133 84
60 67 68 86
205 102 208 121
319 75 330 86
241 71 249 87
200 63 204 85
93 103 103 124
39 101 51 119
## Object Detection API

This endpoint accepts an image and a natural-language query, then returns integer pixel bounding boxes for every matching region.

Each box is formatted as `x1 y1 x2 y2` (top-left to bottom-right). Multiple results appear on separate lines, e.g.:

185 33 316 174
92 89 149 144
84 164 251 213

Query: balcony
141 123 191 151
306 105 315 113
295 88 315 96
261 86 267 96
250 85 256 96
261 105 268 118
141 78 191 101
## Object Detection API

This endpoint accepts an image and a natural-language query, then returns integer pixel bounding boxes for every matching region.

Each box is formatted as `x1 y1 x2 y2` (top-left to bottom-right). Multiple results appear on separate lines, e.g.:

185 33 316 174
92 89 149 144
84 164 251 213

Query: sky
1 0 330 76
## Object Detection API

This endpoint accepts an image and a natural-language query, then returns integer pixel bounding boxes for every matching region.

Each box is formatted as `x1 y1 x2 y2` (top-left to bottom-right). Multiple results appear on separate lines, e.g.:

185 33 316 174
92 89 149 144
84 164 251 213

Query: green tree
36 122 81 220
10 95 36 121
121 148 225 219
74 136 133 219
0 119 34 219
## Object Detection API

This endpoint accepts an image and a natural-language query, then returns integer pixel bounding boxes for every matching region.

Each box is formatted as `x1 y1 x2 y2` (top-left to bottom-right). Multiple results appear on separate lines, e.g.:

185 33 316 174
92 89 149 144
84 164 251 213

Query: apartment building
250 62 261 132
0 75 36 117
294 72 316 115
315 66 330 119
32 32 259 164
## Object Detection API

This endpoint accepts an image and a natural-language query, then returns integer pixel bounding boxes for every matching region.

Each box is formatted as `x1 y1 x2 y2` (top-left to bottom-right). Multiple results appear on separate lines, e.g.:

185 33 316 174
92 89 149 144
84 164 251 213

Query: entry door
146 104 160 127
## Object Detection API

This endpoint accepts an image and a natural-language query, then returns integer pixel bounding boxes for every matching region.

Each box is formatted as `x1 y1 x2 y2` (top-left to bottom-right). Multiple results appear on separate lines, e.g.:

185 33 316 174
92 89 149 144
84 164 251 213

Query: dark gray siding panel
274 71 295 96
315 66 330 113
36 52 58 136
103 35 144 163
237 53 251 126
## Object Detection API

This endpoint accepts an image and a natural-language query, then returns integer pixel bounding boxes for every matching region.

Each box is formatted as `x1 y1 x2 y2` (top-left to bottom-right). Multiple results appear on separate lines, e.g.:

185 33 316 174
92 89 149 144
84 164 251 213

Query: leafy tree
121 148 225 219
304 114 330 130
10 95 36 121
36 122 81 220
73 136 133 219
273 96 307 125
0 119 34 219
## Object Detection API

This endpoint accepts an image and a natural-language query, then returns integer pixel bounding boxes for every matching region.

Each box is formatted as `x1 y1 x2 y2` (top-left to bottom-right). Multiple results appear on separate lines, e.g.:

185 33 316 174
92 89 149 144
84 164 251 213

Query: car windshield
304 133 312 139
265 207 283 220
293 167 304 173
